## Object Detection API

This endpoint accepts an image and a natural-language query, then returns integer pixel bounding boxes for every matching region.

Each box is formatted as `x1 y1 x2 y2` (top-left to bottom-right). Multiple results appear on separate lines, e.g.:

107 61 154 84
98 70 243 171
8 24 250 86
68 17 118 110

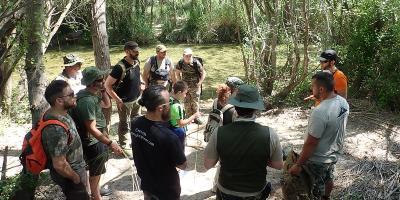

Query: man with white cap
204 84 283 200
142 44 175 87
56 54 85 94
175 48 206 124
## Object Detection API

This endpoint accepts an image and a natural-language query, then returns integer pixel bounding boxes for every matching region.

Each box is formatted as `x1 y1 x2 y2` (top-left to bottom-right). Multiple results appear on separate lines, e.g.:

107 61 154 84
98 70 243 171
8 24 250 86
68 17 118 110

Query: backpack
177 56 204 81
19 117 72 174
203 100 234 142
113 60 140 90
149 56 172 82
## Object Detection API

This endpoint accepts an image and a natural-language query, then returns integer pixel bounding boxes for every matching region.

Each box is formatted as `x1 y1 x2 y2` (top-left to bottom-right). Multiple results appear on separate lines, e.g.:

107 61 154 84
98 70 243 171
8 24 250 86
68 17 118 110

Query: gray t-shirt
307 95 349 163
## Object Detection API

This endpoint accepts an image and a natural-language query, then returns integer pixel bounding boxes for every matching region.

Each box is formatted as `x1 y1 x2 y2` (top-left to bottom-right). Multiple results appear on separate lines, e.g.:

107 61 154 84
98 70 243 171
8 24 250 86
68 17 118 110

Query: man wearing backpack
73 66 124 200
142 44 176 87
174 48 206 124
104 41 144 150
204 84 283 200
41 80 89 199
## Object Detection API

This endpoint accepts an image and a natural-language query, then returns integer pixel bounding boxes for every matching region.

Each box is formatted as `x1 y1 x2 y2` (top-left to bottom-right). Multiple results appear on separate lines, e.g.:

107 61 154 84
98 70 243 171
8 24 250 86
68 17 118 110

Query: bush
343 0 400 111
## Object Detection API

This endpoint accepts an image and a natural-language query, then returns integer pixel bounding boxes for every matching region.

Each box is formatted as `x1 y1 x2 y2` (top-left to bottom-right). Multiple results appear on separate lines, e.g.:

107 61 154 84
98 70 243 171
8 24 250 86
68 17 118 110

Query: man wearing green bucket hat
70 66 123 200
204 84 283 200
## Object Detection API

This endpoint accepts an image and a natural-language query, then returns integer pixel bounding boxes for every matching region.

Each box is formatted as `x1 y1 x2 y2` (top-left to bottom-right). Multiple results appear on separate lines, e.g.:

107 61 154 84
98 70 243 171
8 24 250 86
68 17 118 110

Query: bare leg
89 175 102 200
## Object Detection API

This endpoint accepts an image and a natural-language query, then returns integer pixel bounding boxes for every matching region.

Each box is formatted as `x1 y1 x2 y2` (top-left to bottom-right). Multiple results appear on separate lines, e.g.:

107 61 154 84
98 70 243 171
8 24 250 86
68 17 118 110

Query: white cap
183 48 193 55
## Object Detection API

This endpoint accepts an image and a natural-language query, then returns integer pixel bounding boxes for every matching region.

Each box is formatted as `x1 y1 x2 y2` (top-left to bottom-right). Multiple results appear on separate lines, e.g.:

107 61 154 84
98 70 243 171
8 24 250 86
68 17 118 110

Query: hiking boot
100 185 112 196
193 118 204 125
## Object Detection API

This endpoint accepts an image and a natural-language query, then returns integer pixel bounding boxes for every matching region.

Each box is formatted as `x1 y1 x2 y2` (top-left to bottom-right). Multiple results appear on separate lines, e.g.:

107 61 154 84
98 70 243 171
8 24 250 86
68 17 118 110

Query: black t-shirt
130 116 186 199
110 58 141 102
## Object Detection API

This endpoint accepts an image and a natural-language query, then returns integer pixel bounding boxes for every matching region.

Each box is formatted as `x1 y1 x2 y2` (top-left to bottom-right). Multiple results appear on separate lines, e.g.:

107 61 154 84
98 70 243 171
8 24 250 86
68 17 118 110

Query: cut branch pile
334 159 400 200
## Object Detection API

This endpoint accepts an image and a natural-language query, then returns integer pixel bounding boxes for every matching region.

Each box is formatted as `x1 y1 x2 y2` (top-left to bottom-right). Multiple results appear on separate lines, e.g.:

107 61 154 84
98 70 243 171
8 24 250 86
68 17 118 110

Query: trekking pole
121 151 140 191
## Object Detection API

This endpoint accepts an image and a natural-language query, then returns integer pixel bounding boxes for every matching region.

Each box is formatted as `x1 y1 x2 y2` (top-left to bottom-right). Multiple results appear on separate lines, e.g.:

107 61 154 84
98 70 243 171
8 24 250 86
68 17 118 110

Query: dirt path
1 99 399 199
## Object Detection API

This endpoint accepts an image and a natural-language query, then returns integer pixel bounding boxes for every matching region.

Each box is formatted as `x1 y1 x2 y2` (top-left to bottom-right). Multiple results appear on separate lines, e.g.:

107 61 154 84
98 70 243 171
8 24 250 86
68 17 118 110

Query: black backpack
149 56 172 82
113 60 140 90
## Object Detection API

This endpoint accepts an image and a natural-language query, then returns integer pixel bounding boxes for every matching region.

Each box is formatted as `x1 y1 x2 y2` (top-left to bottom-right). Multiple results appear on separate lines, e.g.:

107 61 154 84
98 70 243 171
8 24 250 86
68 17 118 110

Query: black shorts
83 142 109 176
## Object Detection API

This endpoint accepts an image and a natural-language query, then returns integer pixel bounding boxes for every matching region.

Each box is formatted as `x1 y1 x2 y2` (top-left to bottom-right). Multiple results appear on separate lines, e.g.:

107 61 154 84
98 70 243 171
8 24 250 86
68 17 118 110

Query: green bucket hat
228 84 265 110
81 66 108 86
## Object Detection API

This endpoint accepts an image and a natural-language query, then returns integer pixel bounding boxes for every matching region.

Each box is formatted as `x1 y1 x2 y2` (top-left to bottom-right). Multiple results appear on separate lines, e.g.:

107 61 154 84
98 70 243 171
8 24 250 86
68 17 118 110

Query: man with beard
41 80 90 199
71 66 123 200
131 85 187 200
289 71 349 200
305 49 348 104
105 41 145 151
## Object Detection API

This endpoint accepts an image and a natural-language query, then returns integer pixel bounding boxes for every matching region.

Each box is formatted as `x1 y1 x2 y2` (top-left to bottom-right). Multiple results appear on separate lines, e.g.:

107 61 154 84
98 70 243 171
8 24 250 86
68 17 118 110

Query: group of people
36 42 349 200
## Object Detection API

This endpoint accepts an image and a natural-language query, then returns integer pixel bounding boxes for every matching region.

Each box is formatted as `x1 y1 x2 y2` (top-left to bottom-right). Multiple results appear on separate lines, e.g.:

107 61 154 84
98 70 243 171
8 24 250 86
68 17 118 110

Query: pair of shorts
83 142 109 176
305 161 335 198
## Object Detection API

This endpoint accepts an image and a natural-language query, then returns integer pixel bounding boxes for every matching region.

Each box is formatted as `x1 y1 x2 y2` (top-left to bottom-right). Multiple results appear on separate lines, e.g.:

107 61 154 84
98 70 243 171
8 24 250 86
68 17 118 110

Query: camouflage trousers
184 86 201 117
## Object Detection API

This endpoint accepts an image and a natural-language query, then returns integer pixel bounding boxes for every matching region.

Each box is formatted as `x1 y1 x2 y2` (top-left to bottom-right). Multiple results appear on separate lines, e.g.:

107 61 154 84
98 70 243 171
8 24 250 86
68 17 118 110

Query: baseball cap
183 48 193 55
124 41 140 51
319 49 337 62
156 44 167 52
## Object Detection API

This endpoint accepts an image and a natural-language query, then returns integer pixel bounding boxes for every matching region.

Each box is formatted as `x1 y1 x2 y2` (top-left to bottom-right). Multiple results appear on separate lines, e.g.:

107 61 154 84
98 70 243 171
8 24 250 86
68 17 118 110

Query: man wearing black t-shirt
131 85 187 200
105 41 145 150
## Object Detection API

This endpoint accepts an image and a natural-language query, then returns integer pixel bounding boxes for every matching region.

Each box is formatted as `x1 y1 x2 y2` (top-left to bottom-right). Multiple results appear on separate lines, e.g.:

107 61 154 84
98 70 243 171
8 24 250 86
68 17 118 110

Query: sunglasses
59 92 75 98
320 60 330 63
95 78 104 83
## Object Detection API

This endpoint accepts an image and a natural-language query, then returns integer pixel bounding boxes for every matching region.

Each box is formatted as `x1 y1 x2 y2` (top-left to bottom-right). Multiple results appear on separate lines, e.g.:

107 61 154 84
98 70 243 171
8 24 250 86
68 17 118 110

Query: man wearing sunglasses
131 85 187 200
305 49 348 104
41 80 89 199
71 66 123 200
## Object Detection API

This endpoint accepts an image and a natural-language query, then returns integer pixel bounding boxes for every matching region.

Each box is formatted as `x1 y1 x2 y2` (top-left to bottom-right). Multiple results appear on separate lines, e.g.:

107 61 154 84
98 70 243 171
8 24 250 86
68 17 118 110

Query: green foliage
107 0 156 45
342 0 400 111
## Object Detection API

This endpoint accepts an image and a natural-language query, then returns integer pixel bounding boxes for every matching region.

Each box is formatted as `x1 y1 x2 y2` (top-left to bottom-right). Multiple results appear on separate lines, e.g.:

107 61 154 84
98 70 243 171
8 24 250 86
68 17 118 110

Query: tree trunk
150 0 154 25
91 0 111 70
25 0 48 126
91 0 112 131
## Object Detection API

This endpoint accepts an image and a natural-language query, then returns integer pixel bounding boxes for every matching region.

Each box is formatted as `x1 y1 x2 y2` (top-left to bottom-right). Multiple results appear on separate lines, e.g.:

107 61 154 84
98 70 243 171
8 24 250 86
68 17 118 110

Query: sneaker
100 185 112 196
193 118 204 125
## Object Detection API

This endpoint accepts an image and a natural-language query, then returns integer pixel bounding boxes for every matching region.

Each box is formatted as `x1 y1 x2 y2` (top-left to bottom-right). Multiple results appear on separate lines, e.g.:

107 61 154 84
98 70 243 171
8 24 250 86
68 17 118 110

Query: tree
25 0 48 125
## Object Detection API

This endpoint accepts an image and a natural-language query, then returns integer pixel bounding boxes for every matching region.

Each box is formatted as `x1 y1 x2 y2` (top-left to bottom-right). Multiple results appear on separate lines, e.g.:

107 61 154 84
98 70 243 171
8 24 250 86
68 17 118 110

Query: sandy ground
1 99 399 199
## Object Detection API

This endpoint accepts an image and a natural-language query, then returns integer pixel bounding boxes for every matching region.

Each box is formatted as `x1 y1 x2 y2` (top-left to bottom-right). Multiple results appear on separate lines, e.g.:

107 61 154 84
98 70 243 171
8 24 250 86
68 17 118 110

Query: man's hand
116 99 124 111
109 141 123 155
289 163 302 176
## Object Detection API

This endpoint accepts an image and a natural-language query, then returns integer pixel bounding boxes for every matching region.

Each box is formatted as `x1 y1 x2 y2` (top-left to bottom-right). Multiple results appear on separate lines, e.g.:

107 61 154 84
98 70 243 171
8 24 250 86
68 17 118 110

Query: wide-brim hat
63 54 83 67
228 84 265 110
81 66 108 86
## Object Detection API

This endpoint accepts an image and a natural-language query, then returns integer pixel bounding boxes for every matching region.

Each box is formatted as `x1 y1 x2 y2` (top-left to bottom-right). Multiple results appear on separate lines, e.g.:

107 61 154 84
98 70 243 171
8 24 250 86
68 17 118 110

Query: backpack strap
221 104 234 113
38 118 72 145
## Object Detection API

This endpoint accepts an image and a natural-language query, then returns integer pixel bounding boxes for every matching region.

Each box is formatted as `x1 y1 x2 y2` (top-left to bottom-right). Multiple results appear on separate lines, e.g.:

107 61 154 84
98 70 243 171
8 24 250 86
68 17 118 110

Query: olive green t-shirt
41 113 86 172
72 89 106 146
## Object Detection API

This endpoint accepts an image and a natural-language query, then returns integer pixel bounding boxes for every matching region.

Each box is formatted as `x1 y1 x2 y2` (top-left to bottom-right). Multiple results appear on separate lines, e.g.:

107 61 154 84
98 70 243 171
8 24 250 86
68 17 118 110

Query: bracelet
107 140 113 146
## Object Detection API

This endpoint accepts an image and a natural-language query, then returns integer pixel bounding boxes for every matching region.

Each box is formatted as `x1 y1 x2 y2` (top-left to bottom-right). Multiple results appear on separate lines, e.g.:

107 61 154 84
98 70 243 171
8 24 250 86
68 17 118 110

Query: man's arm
142 60 151 88
289 134 319 175
52 155 81 184
100 90 111 108
198 67 206 86
204 128 219 170
105 75 123 106
267 128 283 170
84 120 122 155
